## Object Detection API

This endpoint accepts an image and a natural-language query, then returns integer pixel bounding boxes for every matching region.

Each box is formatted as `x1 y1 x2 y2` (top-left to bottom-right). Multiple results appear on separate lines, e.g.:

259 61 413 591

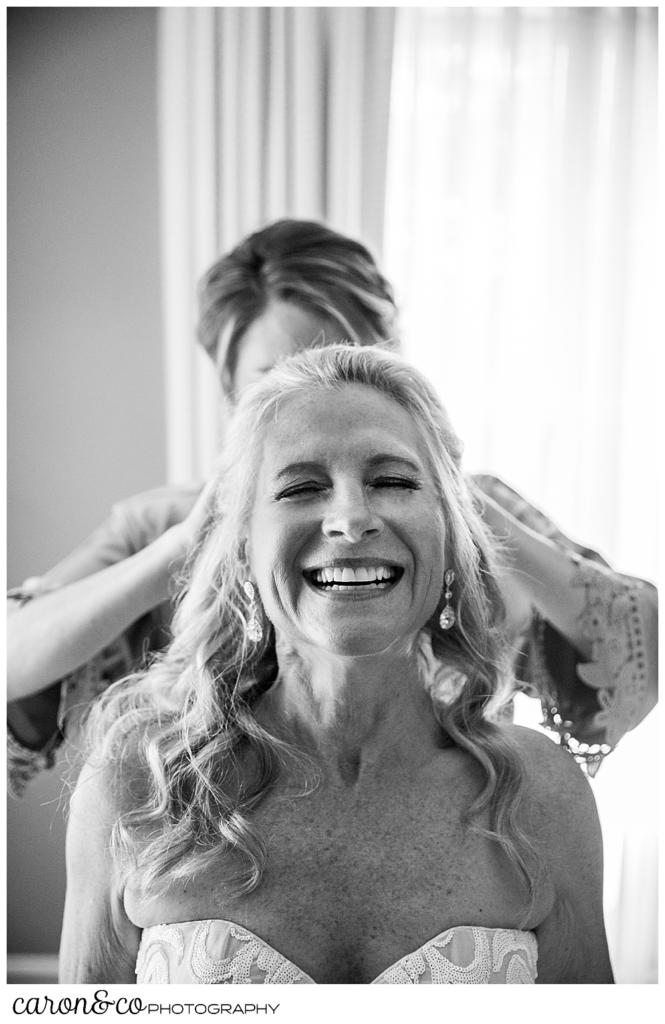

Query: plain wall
7 7 165 955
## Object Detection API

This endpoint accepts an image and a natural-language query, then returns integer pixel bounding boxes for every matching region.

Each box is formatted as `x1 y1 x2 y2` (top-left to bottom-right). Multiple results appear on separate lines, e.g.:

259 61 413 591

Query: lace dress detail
137 921 313 985
135 920 537 985
373 927 536 984
135 925 185 985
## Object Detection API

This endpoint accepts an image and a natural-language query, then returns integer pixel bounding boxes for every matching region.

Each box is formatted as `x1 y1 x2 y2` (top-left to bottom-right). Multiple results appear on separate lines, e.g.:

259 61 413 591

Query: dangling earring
242 580 263 643
439 569 456 630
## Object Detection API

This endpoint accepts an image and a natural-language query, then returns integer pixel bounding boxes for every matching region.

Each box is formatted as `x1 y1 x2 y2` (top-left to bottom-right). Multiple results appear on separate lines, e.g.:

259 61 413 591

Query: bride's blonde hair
84 344 538 907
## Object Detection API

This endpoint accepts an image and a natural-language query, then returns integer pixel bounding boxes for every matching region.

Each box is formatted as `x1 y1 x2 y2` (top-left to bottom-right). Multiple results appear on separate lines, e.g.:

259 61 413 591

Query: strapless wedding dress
136 919 537 984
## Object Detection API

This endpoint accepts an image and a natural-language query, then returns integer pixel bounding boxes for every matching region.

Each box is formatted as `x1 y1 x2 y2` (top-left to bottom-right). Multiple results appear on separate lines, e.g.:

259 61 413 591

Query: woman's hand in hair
164 477 220 565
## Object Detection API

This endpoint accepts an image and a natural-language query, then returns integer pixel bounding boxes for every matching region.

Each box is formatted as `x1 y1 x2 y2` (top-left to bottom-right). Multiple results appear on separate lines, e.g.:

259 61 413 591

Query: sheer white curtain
383 6 657 983
158 6 394 482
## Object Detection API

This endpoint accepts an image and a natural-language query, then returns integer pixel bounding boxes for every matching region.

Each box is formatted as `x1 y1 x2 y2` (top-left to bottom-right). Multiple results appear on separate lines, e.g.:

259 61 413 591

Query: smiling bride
59 344 613 984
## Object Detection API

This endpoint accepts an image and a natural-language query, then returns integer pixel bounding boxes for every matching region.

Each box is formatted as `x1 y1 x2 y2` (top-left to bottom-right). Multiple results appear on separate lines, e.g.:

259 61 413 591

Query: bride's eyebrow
367 454 422 473
274 461 323 480
274 454 423 480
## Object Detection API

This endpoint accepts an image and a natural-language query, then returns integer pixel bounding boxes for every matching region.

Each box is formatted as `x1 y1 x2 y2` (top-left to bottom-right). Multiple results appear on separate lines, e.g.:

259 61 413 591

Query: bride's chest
127 779 537 982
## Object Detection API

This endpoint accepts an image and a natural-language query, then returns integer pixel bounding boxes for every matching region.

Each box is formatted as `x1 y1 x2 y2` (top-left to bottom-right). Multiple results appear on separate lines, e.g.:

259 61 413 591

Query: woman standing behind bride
60 345 613 984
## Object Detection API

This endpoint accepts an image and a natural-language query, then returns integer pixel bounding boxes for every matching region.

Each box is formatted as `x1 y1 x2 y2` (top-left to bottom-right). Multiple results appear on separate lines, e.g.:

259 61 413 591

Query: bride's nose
321 484 383 543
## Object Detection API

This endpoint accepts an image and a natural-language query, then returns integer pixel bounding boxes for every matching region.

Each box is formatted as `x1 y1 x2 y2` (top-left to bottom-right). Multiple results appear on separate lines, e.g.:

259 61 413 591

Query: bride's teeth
309 564 399 586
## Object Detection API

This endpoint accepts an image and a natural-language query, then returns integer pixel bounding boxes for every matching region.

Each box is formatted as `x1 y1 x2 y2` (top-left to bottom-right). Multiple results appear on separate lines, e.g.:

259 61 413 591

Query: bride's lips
302 558 404 595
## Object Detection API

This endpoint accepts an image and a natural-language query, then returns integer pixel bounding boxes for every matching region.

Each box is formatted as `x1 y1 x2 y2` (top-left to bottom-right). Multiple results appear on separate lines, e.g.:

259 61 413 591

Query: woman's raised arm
477 477 657 757
7 526 187 703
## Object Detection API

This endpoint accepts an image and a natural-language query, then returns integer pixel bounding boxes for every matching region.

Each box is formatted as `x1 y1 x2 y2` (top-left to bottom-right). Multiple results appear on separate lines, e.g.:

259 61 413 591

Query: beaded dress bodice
136 919 538 984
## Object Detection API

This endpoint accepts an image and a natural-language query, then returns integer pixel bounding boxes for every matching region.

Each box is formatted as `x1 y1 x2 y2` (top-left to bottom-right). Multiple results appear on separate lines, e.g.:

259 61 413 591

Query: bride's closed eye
370 476 422 491
273 481 327 500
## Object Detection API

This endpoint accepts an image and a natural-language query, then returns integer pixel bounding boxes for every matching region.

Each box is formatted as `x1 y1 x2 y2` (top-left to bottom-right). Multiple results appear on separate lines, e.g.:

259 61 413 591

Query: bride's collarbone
262 750 487 844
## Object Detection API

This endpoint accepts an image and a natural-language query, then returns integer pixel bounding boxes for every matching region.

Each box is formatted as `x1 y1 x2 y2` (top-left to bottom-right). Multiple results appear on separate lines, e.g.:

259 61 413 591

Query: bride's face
247 383 447 657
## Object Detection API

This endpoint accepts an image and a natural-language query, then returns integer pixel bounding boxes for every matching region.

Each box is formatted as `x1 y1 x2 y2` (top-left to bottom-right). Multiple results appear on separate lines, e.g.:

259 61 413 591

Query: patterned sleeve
7 724 62 800
6 485 196 796
474 474 657 776
7 580 135 797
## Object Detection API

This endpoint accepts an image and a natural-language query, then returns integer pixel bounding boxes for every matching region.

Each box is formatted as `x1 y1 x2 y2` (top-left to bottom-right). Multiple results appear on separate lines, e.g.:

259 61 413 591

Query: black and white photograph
6 4 658 1004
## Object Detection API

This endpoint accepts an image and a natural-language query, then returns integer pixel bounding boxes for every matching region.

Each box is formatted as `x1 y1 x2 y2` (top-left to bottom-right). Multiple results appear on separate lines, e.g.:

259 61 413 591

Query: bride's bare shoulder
69 736 150 829
501 723 600 846
504 723 589 791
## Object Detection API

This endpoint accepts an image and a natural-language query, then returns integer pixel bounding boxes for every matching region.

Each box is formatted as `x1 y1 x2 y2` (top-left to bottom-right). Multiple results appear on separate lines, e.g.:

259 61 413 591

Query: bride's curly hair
84 344 539 910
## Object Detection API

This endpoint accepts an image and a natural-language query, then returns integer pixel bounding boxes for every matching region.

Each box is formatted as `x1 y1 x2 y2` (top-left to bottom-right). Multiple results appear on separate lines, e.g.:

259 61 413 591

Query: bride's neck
255 636 441 778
